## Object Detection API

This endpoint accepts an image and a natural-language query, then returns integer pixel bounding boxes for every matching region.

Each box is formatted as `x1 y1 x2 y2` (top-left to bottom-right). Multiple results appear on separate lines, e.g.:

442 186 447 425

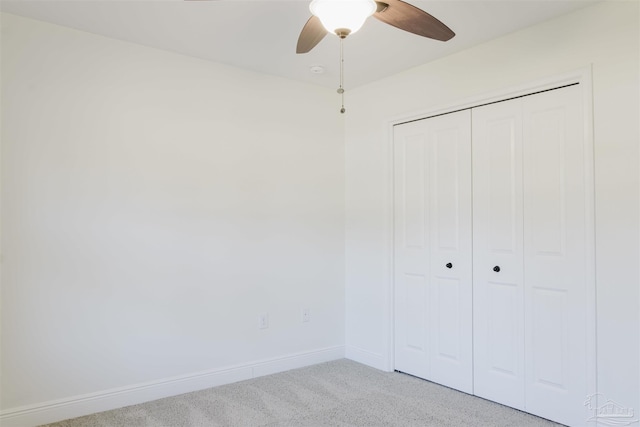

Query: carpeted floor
42 359 565 427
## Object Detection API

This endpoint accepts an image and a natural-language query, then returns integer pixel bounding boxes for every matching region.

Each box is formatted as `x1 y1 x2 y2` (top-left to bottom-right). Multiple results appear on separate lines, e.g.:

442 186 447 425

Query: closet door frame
386 67 596 413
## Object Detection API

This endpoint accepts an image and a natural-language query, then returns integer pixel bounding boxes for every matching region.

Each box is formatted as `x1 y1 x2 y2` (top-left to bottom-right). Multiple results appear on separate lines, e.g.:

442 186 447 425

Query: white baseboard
345 345 388 371
1 346 345 427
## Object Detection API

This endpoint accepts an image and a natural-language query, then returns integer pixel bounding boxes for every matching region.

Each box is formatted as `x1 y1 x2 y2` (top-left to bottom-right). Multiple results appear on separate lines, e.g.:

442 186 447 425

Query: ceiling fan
295 0 454 112
297 0 455 53
187 0 454 112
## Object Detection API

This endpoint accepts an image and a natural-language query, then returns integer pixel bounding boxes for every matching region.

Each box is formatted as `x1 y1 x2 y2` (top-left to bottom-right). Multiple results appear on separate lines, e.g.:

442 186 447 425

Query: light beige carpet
42 359 564 426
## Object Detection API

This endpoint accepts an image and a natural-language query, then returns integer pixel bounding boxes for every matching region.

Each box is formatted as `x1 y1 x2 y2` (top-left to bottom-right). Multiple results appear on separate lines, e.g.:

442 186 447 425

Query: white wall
1 13 345 423
345 0 639 421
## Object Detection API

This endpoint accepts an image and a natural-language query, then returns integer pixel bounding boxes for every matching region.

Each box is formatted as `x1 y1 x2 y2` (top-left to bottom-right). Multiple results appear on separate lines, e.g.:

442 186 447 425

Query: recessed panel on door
531 287 569 389
434 276 461 360
487 281 520 377
403 136 426 249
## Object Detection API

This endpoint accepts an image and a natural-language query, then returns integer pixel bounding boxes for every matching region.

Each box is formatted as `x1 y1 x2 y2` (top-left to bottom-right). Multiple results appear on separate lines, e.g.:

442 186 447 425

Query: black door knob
446 263 453 269
493 266 501 272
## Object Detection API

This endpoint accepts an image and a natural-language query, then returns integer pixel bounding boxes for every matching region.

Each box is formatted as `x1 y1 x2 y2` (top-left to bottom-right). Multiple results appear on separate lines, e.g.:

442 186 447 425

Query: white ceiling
1 0 598 89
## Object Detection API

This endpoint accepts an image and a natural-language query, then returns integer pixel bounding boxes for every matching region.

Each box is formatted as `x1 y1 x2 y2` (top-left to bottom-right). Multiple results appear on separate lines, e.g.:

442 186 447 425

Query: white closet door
522 85 589 426
394 119 430 381
394 110 473 393
472 100 526 410
474 84 592 426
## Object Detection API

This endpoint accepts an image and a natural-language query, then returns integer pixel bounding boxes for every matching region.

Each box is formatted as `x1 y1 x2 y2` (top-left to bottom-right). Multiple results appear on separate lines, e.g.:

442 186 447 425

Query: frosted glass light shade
309 0 377 35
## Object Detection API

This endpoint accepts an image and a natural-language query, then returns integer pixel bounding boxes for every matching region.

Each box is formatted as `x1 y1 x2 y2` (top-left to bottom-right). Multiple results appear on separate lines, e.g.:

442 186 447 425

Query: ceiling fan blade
297 16 328 54
373 0 454 41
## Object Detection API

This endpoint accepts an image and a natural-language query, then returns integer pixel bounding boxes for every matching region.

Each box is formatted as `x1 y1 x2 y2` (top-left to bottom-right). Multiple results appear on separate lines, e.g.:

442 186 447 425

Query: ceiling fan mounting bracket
335 28 352 39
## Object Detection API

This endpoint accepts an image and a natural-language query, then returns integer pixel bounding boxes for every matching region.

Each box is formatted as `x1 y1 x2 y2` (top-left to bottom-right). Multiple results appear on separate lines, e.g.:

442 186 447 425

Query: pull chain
338 37 345 114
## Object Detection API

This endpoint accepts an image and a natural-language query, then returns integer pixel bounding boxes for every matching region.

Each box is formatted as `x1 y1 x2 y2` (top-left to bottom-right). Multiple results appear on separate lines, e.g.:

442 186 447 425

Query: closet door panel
428 111 473 393
472 100 525 410
523 85 589 426
394 110 472 393
394 124 430 380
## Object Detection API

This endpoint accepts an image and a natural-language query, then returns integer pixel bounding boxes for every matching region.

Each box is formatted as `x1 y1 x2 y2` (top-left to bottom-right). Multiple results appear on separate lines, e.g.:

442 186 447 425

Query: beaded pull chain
338 38 345 114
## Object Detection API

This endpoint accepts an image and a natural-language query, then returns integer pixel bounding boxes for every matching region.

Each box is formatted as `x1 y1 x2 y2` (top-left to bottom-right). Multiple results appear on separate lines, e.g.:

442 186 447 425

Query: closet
393 84 592 427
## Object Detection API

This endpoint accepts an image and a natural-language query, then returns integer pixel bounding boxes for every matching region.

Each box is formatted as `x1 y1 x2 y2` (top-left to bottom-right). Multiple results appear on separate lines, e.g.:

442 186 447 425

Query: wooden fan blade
373 0 454 41
297 16 328 54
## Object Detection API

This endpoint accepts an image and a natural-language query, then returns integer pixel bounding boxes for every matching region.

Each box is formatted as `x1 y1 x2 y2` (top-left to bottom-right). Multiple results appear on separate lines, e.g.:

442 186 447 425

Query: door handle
446 263 453 269
493 266 501 272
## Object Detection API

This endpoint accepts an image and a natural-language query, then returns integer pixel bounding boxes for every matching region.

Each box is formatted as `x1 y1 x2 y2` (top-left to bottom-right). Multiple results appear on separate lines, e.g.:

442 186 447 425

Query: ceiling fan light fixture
309 0 377 37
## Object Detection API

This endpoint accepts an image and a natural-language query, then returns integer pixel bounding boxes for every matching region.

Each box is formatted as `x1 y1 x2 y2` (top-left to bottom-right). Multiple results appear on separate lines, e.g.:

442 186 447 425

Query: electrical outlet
302 308 310 323
258 313 269 329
